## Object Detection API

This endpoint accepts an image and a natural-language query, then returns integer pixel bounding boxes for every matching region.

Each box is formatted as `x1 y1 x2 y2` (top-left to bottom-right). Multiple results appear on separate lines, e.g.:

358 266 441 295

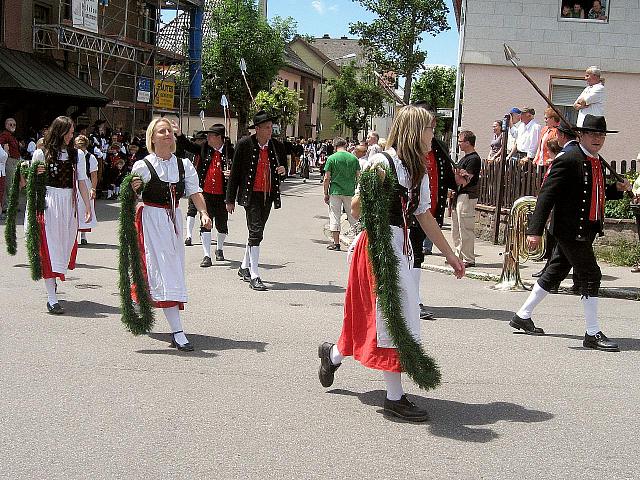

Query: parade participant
409 101 459 320
226 110 287 291
0 143 7 220
0 117 20 212
176 123 234 266
182 130 207 247
511 115 630 351
28 116 92 314
129 117 211 351
317 105 465 422
74 135 98 245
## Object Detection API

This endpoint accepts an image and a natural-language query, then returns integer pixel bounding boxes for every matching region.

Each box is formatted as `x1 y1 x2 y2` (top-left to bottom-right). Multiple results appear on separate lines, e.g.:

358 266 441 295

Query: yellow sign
153 80 175 109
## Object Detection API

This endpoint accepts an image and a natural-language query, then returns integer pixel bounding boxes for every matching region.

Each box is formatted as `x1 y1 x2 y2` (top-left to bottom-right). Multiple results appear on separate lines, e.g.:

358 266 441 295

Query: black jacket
431 137 457 226
176 134 234 192
225 135 286 209
527 146 623 241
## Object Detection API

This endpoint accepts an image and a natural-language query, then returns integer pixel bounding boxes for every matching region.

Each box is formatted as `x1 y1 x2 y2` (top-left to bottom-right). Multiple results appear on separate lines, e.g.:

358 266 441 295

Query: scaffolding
32 0 204 134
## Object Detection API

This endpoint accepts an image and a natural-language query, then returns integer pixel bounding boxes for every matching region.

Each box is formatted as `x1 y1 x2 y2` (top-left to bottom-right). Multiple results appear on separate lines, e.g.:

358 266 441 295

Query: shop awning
0 47 109 107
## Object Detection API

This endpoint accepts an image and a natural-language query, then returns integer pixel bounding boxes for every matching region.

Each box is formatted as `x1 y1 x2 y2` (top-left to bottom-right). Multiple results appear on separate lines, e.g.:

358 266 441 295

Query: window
284 79 289 87
550 77 586 125
293 81 298 91
559 0 609 22
33 2 52 24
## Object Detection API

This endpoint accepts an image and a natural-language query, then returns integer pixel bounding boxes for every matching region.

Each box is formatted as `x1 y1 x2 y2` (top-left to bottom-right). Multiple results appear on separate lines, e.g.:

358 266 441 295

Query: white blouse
131 153 201 197
365 148 431 215
31 148 88 182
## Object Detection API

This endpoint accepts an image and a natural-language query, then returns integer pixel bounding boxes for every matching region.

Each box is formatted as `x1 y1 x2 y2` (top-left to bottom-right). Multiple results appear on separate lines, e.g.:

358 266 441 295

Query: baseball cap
510 107 522 114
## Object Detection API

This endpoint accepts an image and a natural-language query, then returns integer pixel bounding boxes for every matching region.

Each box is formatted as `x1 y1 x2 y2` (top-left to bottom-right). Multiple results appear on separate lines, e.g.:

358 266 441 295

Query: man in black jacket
511 115 630 351
176 123 234 266
226 111 286 291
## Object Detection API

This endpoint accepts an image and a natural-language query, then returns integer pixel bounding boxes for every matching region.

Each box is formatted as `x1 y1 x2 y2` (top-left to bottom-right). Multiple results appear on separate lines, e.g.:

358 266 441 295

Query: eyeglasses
583 132 607 138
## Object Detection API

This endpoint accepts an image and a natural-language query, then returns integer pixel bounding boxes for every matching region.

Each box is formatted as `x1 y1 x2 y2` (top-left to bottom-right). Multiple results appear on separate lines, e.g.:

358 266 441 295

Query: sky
267 0 460 67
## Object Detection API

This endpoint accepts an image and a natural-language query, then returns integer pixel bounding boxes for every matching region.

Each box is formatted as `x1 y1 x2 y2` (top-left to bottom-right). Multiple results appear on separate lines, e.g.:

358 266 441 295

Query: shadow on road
143 333 268 356
540 332 640 351
79 243 119 250
59 299 121 318
224 260 287 271
328 389 554 442
75 262 117 271
425 304 513 322
268 281 345 293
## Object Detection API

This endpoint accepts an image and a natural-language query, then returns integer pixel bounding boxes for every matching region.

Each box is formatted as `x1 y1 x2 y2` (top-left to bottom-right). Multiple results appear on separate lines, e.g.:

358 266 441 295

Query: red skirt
337 232 402 373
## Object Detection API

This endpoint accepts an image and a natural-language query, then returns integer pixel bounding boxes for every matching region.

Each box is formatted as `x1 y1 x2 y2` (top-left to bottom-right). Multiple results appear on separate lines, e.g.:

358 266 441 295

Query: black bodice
141 157 186 206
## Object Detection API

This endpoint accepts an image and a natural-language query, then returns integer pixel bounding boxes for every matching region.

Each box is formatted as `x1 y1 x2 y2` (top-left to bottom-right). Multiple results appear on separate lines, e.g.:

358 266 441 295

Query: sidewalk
326 216 640 301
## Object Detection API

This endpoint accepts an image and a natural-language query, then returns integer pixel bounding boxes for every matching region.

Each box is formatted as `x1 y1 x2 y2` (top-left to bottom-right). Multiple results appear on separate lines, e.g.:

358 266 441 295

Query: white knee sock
45 278 57 304
241 245 251 269
582 296 600 335
163 306 188 345
412 268 422 305
516 282 549 319
330 344 344 365
201 231 212 257
80 232 87 240
383 371 404 401
249 246 260 279
216 232 227 251
186 216 195 239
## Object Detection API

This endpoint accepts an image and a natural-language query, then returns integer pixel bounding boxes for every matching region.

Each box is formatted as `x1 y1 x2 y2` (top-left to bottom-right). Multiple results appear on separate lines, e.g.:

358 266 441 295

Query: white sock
582 296 600 335
516 282 549 319
163 306 188 345
330 344 344 365
412 268 422 305
383 371 404 401
107 189 113 198
201 231 212 257
241 245 251 269
80 232 87 240
186 216 195 239
114 186 120 196
216 232 227 251
249 246 260 279
45 278 57 304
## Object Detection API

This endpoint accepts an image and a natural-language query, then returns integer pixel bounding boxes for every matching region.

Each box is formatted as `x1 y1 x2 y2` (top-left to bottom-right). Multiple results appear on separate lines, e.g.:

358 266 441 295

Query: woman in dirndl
129 117 211 351
317 105 465 422
74 135 98 245
31 116 92 314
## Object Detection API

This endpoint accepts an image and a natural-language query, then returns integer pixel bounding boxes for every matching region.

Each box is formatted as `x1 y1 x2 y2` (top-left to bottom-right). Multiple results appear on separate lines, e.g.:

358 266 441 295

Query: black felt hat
203 123 225 136
249 110 277 129
575 115 618 134
193 130 207 140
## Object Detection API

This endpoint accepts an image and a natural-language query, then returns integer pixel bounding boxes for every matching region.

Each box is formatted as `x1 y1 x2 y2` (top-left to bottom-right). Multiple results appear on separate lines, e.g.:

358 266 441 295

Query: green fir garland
4 162 22 255
118 173 155 335
25 161 47 281
359 166 442 391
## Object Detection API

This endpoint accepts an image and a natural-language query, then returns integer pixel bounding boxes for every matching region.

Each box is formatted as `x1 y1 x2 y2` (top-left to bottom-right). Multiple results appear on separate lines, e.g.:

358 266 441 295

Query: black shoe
215 249 224 261
531 268 545 278
384 395 429 422
422 249 432 256
419 304 435 320
238 267 251 282
170 331 194 352
327 243 341 251
200 256 212 267
249 277 267 291
184 237 192 246
583 331 620 352
318 342 340 387
80 238 88 245
509 314 545 335
47 302 64 315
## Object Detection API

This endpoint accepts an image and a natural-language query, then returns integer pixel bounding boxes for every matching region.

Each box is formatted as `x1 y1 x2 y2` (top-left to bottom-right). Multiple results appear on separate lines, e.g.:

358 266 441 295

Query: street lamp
317 52 356 137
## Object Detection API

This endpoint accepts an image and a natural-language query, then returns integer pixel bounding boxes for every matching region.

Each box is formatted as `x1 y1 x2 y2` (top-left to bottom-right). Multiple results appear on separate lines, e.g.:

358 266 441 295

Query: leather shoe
583 331 620 352
509 314 545 335
184 237 192 246
215 249 225 261
47 302 64 315
419 303 435 320
463 261 475 268
326 243 341 251
80 238 88 245
170 331 194 352
250 277 267 291
238 267 251 282
200 256 212 268
318 342 340 387
384 395 429 422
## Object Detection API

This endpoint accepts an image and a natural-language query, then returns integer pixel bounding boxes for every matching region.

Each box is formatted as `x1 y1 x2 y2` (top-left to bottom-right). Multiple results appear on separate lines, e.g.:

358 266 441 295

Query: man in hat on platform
226 110 287 291
510 115 631 351
176 124 234 266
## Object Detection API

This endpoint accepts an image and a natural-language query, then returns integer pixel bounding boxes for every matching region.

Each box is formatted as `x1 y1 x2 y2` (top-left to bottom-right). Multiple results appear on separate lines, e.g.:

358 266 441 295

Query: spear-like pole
239 58 255 104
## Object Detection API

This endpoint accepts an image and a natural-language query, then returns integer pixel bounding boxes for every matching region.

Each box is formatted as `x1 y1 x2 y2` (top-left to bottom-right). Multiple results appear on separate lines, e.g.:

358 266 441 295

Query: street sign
72 0 98 33
153 80 175 109
137 77 151 103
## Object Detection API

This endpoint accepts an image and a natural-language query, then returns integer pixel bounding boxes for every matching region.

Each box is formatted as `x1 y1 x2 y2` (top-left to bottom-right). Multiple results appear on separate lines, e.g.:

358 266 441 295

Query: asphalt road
1 174 638 479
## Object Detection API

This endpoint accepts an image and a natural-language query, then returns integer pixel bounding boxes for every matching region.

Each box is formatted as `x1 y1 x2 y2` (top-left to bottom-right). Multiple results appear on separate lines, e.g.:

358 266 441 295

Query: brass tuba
493 196 546 291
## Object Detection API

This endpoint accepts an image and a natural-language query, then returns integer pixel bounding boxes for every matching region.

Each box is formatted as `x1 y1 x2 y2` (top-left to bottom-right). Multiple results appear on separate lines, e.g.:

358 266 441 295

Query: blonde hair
385 105 434 188
146 117 176 154
74 134 89 150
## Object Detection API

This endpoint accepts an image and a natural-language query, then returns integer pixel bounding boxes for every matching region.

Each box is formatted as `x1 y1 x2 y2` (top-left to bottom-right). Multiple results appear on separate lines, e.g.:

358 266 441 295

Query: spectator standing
364 131 383 161
506 107 521 157
0 118 21 212
452 130 482 267
354 144 368 170
74 135 98 245
0 143 7 219
509 107 541 162
574 66 605 127
533 107 561 168
323 138 360 251
631 173 640 273
488 120 503 162
588 0 607 20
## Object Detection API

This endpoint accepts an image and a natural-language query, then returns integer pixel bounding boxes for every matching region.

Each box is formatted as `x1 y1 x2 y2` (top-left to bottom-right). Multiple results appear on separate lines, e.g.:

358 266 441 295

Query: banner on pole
72 0 98 33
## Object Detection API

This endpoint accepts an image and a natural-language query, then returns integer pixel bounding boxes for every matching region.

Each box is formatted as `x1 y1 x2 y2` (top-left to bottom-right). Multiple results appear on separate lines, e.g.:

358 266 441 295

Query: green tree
201 0 296 135
350 0 449 105
253 80 305 139
325 63 386 139
410 66 457 108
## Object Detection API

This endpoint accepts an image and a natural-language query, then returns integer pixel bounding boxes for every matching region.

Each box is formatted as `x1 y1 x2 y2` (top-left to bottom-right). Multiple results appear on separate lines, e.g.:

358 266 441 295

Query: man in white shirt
574 66 605 126
364 131 382 160
509 107 541 162
506 107 522 155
